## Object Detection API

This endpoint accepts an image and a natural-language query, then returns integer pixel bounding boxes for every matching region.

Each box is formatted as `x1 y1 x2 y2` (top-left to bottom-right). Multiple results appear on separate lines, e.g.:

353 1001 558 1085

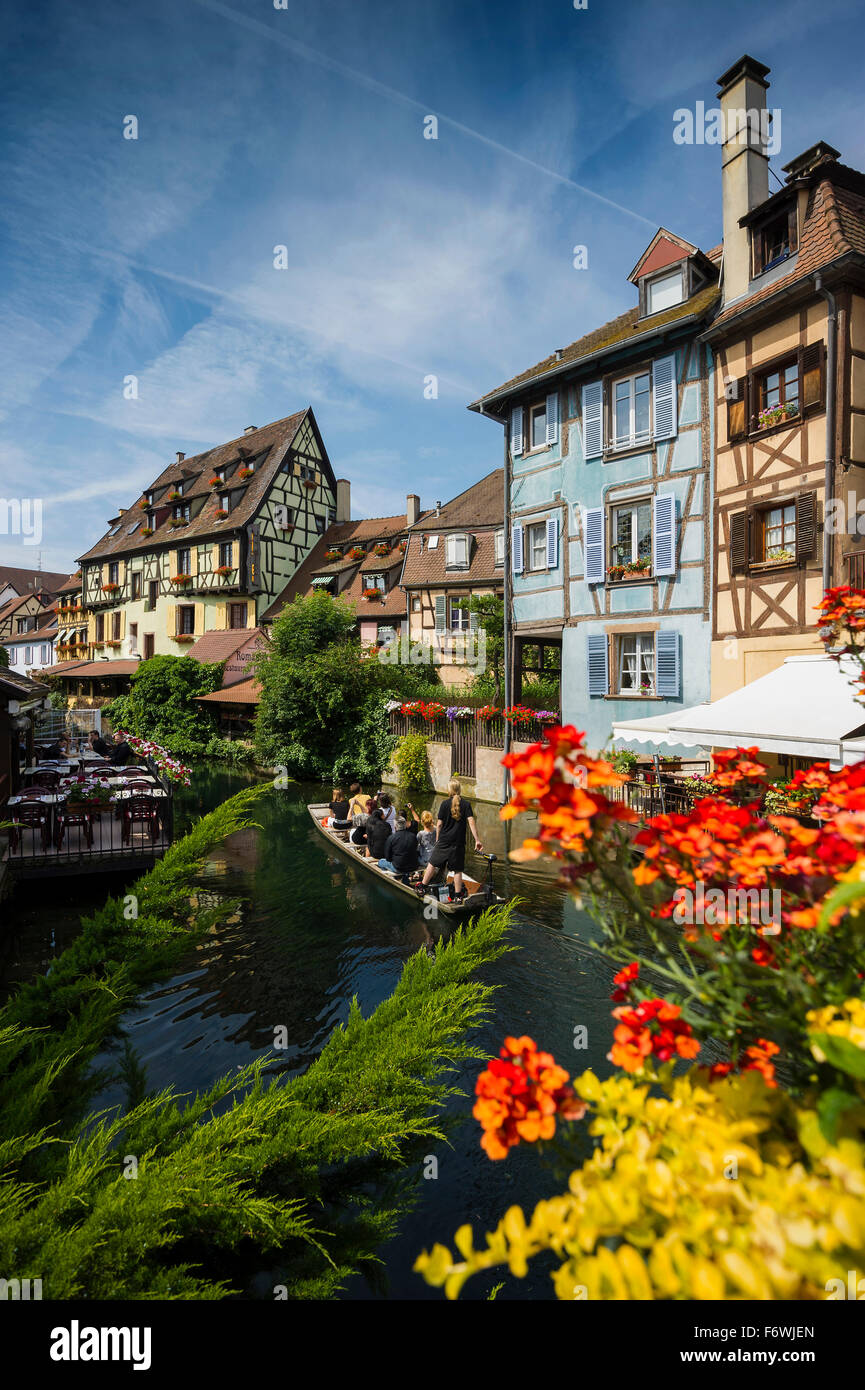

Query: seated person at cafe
378 816 419 880
88 729 111 758
364 808 392 862
110 731 134 766
42 733 69 760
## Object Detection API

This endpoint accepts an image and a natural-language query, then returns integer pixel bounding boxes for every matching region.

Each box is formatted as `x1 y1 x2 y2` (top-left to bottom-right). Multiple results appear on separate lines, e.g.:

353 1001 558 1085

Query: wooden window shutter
655 630 680 698
247 599 256 627
586 633 609 697
190 547 199 577
118 610 126 640
788 203 799 256
796 491 817 560
166 604 177 636
652 493 676 576
194 601 205 634
801 342 825 414
510 407 524 457
214 601 226 630
545 392 559 446
434 595 446 631
652 353 678 440
511 523 524 575
583 506 605 584
581 381 604 459
726 376 748 442
545 516 558 569
231 540 239 569
730 510 748 573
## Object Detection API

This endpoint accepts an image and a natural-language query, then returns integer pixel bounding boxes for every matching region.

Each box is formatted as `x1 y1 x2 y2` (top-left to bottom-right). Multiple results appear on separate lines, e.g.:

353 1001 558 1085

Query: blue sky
2 0 865 574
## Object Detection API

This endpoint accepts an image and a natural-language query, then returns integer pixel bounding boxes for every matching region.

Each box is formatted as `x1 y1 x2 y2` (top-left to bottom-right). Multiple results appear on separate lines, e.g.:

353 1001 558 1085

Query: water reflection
2 769 620 1299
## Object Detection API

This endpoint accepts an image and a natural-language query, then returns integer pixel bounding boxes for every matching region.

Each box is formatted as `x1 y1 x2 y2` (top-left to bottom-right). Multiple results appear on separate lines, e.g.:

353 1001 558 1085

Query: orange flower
473 1036 586 1159
608 998 700 1072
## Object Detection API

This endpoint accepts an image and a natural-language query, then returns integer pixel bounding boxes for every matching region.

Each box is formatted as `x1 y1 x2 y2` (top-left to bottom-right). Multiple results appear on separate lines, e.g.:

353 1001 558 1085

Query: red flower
608 997 700 1072
473 1036 586 1160
611 961 639 1002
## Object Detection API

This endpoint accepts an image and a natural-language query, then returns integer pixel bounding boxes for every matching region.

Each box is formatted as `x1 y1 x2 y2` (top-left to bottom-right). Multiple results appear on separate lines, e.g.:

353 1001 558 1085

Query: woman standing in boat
415 778 482 903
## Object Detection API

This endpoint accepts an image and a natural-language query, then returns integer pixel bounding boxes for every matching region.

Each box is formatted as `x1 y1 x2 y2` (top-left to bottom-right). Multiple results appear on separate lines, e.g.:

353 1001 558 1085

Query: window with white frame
529 401 547 450
618 633 655 695
450 597 470 631
611 502 652 569
367 573 386 592
612 371 652 449
612 371 651 449
494 529 504 566
527 522 547 572
647 269 683 315
411 596 421 612
426 535 439 549
445 533 469 569
24 646 32 665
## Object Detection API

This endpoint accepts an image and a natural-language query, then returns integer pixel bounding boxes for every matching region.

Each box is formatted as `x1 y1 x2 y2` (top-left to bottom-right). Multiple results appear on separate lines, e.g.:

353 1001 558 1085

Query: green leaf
816 1087 860 1142
811 1032 865 1080
817 876 865 932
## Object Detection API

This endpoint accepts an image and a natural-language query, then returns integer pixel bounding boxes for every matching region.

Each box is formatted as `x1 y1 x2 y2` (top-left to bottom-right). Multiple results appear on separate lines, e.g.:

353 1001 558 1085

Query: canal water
0 767 624 1300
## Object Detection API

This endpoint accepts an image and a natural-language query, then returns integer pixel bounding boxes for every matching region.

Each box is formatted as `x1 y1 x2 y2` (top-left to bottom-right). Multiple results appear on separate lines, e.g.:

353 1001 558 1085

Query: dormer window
495 529 504 566
646 268 684 315
173 503 191 522
752 205 798 277
445 533 470 570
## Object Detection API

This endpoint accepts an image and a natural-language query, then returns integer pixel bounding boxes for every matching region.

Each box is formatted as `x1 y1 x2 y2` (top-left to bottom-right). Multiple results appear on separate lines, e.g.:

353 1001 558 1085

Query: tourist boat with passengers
307 804 506 916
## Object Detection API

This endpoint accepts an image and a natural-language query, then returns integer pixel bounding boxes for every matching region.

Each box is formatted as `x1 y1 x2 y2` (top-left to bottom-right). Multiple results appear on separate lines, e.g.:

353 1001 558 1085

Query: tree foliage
254 591 441 781
103 654 224 757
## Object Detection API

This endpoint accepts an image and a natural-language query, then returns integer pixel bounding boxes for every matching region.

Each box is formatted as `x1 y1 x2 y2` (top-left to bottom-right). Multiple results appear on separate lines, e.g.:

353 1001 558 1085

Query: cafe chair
54 805 94 851
9 802 51 853
121 795 160 845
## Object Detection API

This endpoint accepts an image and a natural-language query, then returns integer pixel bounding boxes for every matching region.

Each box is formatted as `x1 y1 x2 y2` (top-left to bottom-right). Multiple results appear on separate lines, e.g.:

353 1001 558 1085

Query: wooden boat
307 804 506 916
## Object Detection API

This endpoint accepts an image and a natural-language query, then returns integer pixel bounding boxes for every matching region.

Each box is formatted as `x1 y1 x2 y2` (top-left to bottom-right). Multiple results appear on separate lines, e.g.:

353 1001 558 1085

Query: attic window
108 524 122 537
427 535 439 549
647 269 683 315
127 521 141 536
753 205 797 276
445 533 470 570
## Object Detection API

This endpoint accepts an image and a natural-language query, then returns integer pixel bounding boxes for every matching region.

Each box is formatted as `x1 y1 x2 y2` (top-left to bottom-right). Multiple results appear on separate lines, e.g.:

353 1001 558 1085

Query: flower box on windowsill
214 511 230 521
172 633 196 643
755 404 799 433
323 549 342 561
361 588 383 601
373 544 390 557
209 476 226 489
167 491 183 502
141 527 154 537
106 640 122 649
347 547 365 561
749 556 798 573
101 582 120 594
237 467 254 480
170 574 192 586
138 499 150 510
169 518 188 529
214 565 235 578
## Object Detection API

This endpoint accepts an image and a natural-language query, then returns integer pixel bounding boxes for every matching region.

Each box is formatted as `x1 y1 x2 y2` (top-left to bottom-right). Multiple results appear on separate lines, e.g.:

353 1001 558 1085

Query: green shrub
393 732 431 793
204 736 255 766
104 654 223 756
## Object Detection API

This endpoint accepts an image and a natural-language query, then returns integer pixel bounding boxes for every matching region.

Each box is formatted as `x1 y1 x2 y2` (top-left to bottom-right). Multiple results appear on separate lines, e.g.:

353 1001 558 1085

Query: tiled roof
709 163 865 330
409 469 503 530
34 659 140 678
6 621 57 645
0 668 50 699
77 412 313 563
401 528 504 589
56 574 83 594
0 566 69 597
340 566 407 619
471 286 720 408
196 676 261 704
186 629 262 665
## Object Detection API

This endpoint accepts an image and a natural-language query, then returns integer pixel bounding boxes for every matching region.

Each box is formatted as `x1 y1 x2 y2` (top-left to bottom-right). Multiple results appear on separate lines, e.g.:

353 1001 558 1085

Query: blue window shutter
435 595 446 631
587 633 609 697
583 506 605 583
652 354 678 440
512 523 524 575
653 493 676 576
655 630 680 698
510 407 524 457
545 391 559 445
469 608 479 630
545 515 558 568
581 381 604 458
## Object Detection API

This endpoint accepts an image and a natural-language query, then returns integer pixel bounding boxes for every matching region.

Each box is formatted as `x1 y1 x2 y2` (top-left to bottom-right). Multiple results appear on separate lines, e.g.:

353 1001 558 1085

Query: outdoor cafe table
9 779 168 843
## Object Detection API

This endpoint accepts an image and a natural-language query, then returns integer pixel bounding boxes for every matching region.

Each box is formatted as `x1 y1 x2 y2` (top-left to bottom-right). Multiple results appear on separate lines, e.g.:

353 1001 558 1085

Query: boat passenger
365 808 392 861
349 797 374 846
378 816 419 879
347 783 368 818
415 778 483 903
378 793 396 831
328 786 351 827
416 811 436 867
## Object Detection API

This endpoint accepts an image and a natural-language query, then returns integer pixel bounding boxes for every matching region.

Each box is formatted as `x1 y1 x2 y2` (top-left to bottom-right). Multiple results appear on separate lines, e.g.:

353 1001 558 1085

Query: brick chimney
176 451 185 462
717 55 771 305
406 493 420 526
335 478 351 523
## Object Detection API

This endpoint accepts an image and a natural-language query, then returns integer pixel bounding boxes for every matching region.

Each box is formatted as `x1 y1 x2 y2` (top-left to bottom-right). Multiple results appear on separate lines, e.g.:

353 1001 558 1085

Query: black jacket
366 815 392 860
110 741 133 766
383 829 419 874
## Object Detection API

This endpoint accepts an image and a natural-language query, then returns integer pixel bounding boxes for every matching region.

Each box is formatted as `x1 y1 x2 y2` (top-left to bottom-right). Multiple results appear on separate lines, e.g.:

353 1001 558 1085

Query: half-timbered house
705 56 865 703
76 410 345 665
